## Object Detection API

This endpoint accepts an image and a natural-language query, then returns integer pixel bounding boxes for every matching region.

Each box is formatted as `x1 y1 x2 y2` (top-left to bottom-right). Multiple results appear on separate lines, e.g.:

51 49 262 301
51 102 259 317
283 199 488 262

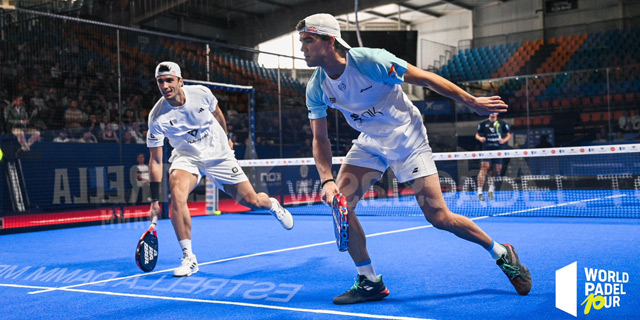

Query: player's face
488 113 498 122
156 75 182 100
299 32 331 67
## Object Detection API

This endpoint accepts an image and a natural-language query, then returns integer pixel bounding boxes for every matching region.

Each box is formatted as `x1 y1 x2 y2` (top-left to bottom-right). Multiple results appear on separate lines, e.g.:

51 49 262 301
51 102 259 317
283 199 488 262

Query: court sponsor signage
556 262 630 317
0 264 303 303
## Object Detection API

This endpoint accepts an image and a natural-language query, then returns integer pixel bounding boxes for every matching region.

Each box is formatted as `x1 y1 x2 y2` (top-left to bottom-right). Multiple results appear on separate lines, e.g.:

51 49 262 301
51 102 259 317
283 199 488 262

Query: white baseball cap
297 13 351 49
155 61 182 78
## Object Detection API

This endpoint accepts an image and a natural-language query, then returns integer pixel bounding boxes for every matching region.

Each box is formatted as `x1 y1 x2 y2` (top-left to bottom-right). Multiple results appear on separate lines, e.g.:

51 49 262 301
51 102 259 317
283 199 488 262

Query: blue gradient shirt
305 47 429 160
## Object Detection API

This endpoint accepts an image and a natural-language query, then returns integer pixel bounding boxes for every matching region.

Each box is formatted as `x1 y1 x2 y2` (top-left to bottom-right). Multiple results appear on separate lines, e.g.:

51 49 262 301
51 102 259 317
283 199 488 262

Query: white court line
28 194 621 295
6 283 434 320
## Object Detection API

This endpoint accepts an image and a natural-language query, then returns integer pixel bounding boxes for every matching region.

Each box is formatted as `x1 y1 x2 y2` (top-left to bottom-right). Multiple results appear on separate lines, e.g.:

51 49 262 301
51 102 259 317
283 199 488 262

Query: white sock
487 241 507 260
179 239 193 258
489 184 495 193
477 187 483 194
355 260 378 282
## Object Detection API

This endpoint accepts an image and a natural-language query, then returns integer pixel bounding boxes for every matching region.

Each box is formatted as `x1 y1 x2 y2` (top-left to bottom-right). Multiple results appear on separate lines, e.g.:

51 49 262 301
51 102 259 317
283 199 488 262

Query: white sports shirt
147 85 233 162
306 47 429 160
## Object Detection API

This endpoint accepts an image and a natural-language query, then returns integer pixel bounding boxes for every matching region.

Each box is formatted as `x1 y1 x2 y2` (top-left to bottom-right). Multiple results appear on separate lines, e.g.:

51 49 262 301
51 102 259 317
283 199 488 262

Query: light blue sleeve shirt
305 47 409 120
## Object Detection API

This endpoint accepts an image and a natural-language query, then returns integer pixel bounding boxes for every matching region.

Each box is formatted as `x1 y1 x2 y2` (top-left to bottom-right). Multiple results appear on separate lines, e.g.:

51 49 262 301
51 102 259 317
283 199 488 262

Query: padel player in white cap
297 13 531 304
147 61 294 277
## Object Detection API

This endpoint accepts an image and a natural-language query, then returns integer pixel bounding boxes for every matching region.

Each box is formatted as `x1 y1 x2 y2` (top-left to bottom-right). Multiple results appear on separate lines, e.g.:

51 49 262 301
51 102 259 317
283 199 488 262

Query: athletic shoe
333 275 390 305
173 255 198 277
488 191 495 201
497 244 532 295
269 197 294 230
478 193 485 201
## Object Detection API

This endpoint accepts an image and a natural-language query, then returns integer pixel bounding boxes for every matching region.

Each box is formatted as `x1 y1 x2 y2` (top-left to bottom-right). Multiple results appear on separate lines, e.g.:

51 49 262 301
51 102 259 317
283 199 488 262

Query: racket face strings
136 226 159 272
332 194 349 252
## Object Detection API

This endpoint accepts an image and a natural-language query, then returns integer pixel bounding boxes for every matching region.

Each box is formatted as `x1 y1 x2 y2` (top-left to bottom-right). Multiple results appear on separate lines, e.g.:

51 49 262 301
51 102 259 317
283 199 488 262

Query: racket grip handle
151 215 158 225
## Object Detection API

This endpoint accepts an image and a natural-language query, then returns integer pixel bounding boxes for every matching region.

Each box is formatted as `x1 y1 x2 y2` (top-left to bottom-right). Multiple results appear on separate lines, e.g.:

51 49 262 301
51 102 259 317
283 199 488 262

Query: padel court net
209 144 640 218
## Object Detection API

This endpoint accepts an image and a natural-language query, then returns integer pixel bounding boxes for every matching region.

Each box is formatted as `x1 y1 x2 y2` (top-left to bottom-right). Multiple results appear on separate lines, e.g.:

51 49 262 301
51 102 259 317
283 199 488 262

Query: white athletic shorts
169 154 248 190
344 142 438 183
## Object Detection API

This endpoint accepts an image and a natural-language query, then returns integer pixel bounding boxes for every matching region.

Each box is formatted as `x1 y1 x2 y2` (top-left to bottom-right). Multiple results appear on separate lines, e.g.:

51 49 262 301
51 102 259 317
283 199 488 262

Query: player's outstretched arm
403 64 508 116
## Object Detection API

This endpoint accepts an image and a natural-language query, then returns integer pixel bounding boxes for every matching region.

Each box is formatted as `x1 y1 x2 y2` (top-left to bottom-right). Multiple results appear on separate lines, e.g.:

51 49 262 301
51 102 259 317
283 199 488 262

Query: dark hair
157 64 171 73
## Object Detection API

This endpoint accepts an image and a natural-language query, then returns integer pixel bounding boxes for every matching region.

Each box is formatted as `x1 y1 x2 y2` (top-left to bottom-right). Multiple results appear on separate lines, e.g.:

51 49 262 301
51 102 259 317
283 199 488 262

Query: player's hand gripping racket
135 216 158 272
331 193 349 252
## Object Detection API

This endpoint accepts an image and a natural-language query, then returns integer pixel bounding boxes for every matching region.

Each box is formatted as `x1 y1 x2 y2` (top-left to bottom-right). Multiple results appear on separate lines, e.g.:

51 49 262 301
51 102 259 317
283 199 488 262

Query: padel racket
135 216 158 272
331 193 349 252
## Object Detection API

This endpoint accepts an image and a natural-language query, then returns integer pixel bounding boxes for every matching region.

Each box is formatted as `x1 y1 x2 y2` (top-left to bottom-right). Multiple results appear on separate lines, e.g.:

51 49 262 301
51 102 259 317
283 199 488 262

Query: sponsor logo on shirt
185 130 208 144
350 107 383 123
360 85 373 93
338 83 347 91
388 63 398 78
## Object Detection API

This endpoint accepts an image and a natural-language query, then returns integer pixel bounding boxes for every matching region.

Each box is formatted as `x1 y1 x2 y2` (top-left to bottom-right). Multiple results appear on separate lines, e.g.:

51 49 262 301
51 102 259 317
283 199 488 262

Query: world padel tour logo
556 262 630 317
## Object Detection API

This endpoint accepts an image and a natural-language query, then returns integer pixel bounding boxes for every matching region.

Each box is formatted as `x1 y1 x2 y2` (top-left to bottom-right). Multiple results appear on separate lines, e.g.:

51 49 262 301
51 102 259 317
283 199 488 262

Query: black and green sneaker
333 275 390 305
497 244 532 296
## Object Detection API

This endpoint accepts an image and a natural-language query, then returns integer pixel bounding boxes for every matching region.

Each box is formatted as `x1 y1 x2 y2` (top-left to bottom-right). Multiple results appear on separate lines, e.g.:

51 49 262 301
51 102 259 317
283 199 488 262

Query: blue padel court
1 196 639 320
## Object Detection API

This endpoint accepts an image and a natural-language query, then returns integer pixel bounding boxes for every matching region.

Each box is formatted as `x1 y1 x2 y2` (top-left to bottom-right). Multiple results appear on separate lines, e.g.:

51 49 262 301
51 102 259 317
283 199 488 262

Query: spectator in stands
128 121 146 144
48 99 66 130
64 100 85 138
102 122 119 143
84 113 100 137
29 90 45 111
78 131 98 143
613 131 626 142
53 129 72 143
122 131 136 144
230 133 241 146
50 62 62 81
4 95 41 151
132 153 150 203
594 127 608 143
475 113 511 201
618 110 633 132
98 115 110 136
297 13 528 305
632 110 640 131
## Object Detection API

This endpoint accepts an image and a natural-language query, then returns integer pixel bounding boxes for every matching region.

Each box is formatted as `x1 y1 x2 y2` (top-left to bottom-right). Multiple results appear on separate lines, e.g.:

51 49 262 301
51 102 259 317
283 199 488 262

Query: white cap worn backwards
155 61 182 78
297 13 351 49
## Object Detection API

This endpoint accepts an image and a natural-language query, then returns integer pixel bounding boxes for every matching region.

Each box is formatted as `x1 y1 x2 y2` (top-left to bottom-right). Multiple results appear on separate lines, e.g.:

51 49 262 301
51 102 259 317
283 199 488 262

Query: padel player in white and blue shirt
297 13 531 304
146 62 294 277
